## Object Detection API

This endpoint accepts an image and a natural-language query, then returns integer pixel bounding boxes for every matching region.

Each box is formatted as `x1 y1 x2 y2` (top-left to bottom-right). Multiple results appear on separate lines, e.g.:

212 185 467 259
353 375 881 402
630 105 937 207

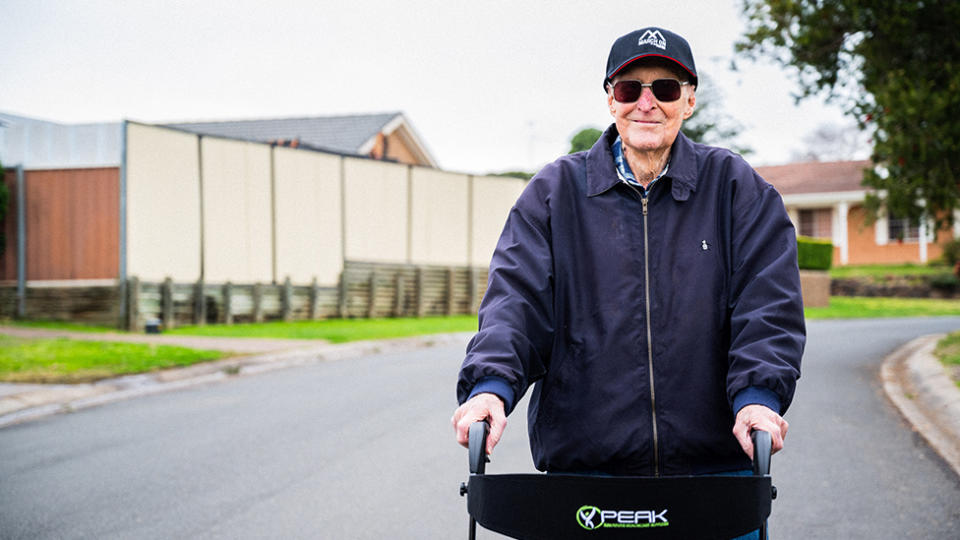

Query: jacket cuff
468 376 516 414
733 386 781 415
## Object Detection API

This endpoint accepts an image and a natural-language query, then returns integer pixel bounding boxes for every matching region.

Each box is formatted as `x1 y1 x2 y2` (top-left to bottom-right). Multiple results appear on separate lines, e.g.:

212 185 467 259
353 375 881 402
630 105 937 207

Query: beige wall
471 176 526 266
125 123 201 281
124 124 529 286
343 157 409 263
410 168 470 265
201 138 273 283
274 147 343 285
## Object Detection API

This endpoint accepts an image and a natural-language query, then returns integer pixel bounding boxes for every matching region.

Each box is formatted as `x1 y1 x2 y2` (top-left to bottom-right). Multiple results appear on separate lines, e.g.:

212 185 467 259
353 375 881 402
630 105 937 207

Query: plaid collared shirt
612 135 669 195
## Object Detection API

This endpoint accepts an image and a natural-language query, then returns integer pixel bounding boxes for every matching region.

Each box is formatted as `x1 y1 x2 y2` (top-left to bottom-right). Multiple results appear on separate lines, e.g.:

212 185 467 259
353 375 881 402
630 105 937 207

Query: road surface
1 318 959 538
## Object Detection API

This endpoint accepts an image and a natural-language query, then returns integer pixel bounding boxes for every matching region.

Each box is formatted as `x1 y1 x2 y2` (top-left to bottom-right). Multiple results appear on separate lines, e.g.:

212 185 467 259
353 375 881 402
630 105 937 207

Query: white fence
124 123 526 285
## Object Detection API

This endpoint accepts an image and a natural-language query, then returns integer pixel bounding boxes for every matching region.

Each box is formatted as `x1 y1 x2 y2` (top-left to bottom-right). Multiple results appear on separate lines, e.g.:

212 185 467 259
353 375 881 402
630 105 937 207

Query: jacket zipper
641 195 660 476
626 185 661 477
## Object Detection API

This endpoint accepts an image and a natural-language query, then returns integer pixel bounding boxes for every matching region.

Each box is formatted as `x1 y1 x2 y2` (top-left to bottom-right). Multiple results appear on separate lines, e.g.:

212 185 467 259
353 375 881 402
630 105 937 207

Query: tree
681 73 752 155
790 122 870 163
736 0 960 231
568 128 603 154
490 170 535 181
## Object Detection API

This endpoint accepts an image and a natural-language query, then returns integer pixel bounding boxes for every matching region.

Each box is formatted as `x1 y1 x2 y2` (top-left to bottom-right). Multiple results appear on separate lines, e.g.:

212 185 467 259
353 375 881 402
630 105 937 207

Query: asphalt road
1 318 959 539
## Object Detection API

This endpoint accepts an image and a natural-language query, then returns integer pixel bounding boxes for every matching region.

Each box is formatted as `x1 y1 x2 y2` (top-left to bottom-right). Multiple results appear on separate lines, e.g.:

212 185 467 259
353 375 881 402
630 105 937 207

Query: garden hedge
797 236 833 270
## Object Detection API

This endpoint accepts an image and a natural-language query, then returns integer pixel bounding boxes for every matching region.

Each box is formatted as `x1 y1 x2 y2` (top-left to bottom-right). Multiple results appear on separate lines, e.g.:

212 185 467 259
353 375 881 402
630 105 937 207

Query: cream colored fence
123 123 525 287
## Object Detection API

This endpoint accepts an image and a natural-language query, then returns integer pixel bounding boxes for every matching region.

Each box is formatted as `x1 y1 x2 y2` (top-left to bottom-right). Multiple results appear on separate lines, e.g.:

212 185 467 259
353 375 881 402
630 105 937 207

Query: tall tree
680 73 752 155
736 0 960 230
790 122 871 163
568 128 603 154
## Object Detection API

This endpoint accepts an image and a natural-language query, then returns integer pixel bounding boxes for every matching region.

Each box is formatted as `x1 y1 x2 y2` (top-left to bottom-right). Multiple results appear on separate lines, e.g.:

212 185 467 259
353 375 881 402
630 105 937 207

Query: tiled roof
755 160 872 195
164 112 403 155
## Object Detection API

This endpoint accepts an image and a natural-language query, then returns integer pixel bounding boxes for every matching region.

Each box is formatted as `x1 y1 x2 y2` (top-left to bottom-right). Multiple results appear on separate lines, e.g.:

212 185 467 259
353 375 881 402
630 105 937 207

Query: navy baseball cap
604 27 698 90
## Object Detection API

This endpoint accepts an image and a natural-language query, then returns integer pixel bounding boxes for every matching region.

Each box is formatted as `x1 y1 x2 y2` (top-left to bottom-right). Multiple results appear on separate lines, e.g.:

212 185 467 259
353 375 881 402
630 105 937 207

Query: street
1 318 959 539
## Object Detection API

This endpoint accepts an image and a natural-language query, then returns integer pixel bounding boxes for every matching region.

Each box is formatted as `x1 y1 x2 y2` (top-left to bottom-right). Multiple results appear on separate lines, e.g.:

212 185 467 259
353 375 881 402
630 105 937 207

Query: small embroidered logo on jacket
701 240 709 251
638 30 666 50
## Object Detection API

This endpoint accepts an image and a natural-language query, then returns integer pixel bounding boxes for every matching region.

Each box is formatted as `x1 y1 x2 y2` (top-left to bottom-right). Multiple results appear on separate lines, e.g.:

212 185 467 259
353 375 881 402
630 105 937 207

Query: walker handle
751 430 772 476
469 421 490 475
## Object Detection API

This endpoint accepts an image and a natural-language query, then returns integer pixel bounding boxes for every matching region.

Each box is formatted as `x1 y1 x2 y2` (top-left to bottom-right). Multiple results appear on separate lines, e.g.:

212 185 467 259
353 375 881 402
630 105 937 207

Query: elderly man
453 27 804 484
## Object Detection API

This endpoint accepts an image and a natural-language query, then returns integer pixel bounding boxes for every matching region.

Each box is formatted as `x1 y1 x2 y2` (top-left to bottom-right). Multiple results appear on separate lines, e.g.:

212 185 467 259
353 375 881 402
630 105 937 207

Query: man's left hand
732 404 788 459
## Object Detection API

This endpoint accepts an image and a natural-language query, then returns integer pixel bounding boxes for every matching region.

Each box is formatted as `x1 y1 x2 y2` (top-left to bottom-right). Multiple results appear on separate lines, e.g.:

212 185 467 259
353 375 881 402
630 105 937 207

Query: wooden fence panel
0 170 18 281
0 260 487 330
14 168 120 280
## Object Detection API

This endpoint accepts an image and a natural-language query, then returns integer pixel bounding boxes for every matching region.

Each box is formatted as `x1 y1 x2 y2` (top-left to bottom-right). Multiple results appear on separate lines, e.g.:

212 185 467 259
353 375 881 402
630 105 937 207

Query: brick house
756 160 959 266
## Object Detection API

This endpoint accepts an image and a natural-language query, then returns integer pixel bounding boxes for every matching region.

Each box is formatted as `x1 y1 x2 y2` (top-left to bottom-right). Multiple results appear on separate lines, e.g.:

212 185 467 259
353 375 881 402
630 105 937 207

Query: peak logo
638 30 667 50
576 505 669 530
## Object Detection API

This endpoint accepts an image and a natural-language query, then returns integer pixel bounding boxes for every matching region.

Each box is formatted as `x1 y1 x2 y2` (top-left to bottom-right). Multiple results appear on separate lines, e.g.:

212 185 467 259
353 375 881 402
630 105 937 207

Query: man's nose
636 86 657 110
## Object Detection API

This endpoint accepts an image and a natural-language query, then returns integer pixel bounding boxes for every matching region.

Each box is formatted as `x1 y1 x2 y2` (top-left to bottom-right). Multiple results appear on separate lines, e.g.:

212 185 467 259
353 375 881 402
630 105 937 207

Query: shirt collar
586 124 700 201
612 135 669 193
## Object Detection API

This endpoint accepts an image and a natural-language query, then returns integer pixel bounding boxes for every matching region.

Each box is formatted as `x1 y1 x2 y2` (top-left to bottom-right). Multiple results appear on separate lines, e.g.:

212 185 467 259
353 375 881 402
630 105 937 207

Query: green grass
5 301 960 385
805 296 960 319
0 319 116 333
829 263 951 279
164 315 480 343
0 336 225 383
933 331 960 389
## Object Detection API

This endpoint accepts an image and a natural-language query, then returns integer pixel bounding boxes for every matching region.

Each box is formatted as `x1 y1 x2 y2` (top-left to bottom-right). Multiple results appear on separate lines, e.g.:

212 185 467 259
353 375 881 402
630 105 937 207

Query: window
798 208 832 239
887 213 922 243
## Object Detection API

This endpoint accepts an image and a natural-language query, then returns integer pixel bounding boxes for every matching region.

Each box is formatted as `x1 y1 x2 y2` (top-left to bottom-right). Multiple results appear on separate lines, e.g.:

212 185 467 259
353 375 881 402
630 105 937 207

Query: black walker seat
461 422 775 540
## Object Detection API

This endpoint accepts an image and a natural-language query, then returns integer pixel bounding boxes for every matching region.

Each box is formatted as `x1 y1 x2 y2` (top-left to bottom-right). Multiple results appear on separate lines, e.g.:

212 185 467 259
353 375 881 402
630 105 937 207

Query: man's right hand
452 392 507 456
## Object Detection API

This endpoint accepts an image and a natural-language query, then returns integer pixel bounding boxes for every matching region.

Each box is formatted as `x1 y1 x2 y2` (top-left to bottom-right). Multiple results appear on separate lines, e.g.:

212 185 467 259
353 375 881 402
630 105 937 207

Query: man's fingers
452 393 507 453
485 405 507 455
734 404 789 459
732 423 754 459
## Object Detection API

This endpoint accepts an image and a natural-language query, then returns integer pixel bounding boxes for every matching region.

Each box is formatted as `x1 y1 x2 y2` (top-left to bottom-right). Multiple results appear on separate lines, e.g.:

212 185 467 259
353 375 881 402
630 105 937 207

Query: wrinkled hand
452 393 506 456
732 404 788 459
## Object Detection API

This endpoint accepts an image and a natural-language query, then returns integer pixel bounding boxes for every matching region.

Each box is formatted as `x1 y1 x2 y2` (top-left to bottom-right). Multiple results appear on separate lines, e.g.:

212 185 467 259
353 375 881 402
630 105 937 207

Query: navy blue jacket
457 126 804 475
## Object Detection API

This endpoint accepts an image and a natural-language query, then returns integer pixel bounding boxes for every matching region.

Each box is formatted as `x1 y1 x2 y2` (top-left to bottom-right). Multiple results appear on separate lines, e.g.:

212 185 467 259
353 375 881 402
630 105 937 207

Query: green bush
930 273 960 291
797 236 833 270
942 238 960 267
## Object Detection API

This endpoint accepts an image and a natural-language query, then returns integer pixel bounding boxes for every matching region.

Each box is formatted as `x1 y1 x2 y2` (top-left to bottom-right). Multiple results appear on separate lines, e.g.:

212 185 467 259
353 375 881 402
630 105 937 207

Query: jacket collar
586 124 699 201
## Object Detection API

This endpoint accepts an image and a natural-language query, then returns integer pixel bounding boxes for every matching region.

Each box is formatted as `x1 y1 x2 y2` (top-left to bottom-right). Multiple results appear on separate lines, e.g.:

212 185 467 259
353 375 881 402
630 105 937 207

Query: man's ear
607 88 616 116
682 88 696 120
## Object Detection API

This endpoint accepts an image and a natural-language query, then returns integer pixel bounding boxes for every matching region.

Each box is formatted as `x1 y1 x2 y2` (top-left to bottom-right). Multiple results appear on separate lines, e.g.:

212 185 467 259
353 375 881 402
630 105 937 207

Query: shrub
930 273 959 291
797 236 833 270
942 238 960 267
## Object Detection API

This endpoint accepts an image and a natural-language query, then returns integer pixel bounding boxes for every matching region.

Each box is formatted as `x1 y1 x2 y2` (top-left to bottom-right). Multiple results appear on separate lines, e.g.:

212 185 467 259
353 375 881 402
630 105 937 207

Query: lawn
829 263 952 279
4 298 960 384
934 331 960 389
164 315 480 343
804 296 960 319
1 319 115 333
0 336 224 383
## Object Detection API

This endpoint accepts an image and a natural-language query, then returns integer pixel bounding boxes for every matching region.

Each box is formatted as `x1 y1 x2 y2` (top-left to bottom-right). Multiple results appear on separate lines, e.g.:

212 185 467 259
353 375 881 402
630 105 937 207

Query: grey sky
0 0 863 174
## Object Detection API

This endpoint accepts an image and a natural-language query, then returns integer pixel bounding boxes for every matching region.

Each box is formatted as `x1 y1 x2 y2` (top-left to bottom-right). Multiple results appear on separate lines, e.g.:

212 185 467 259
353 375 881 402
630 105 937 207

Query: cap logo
638 29 666 50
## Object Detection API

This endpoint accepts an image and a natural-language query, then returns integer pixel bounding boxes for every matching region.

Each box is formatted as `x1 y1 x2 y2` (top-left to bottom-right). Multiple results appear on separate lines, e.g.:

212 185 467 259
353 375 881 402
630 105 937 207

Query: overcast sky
0 0 866 175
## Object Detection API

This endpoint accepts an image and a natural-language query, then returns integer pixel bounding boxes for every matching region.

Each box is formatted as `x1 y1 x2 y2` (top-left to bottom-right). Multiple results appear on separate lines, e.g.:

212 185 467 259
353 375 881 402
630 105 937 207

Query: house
0 110 524 328
1 110 437 169
756 160 959 266
164 112 437 167
0 110 441 284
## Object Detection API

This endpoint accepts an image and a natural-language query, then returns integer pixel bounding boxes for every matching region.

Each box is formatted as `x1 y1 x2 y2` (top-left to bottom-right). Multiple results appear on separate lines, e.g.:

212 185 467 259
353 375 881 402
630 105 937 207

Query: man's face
607 61 696 157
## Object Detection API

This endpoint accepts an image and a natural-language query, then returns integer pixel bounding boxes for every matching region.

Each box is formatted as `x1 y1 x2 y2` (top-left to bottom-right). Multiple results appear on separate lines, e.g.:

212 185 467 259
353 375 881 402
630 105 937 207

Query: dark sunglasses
609 79 690 103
